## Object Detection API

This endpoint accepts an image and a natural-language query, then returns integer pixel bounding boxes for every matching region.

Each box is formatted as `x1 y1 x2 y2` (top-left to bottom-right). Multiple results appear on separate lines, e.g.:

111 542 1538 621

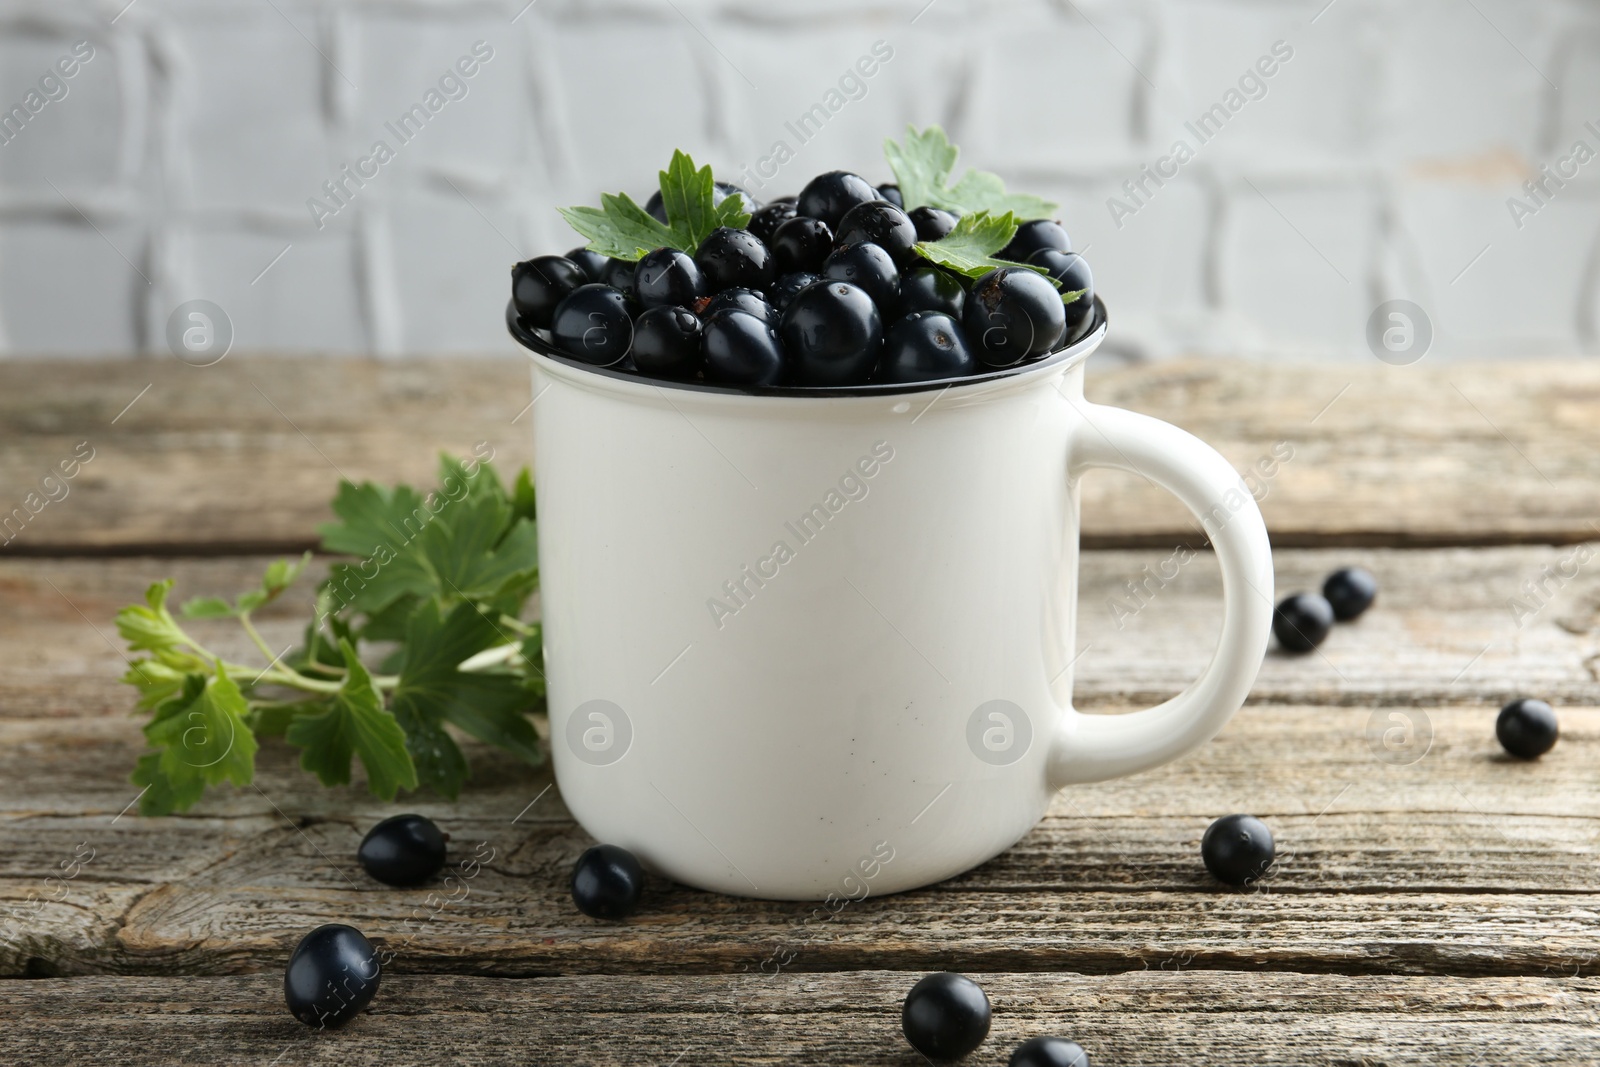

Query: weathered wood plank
2 972 1596 1066
1 358 1596 553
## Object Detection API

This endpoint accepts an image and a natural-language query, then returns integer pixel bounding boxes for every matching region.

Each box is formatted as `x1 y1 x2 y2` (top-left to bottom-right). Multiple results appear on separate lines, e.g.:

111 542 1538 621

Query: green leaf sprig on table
915 211 1086 307
558 149 752 260
883 125 1058 219
117 455 547 817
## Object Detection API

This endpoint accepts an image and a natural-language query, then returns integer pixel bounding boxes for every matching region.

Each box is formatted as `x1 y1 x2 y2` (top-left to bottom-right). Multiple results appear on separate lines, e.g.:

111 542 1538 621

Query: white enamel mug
511 301 1273 900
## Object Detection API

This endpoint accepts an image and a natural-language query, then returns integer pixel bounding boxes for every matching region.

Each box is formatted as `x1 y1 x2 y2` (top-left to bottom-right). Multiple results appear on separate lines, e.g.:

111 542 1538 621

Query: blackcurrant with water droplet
878 311 975 384
601 256 637 292
770 216 834 274
564 246 609 284
768 271 819 312
822 242 900 315
632 305 703 379
703 308 785 386
902 972 991 1060
511 255 587 329
1323 567 1378 621
1201 813 1275 886
780 280 883 386
695 226 775 293
357 813 447 887
796 170 881 229
1273 593 1334 653
551 284 633 366
835 200 919 267
703 287 778 328
1009 1036 1090 1067
1497 698 1558 759
570 844 645 920
897 266 966 319
749 201 798 245
634 247 707 309
284 924 381 1028
965 267 1065 366
909 205 958 242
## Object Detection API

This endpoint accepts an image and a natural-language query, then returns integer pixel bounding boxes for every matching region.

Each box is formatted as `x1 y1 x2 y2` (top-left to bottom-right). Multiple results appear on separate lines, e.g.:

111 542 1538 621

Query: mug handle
1048 401 1275 787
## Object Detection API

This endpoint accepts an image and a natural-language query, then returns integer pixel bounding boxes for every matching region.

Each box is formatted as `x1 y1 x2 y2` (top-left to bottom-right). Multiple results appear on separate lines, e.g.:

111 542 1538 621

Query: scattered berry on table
511 256 587 330
551 284 634 366
909 205 958 242
695 226 775 293
902 972 992 1060
834 200 919 267
771 216 835 275
1009 1036 1090 1067
1272 593 1335 653
797 170 882 229
632 305 704 380
965 267 1066 366
284 924 381 1028
703 307 786 386
570 843 645 920
822 241 901 315
779 281 883 386
1496 698 1558 759
1000 218 1071 262
878 311 976 384
1201 813 1275 886
357 813 448 887
1322 567 1378 621
635 247 708 310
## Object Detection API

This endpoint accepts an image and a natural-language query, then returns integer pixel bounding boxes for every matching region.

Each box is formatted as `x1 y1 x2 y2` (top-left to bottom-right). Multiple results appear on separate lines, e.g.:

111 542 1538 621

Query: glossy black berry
965 267 1066 366
877 183 904 209
1201 813 1275 886
1273 593 1334 653
878 311 975 384
902 972 991 1060
1322 567 1378 621
768 271 819 312
1497 698 1558 759
770 216 834 275
822 242 900 314
695 227 775 293
909 205 958 242
565 246 610 284
1000 218 1071 262
632 305 704 379
550 284 634 366
796 170 881 229
511 255 587 329
635 247 707 310
284 924 381 1028
357 813 447 887
1027 249 1094 343
897 266 966 319
1009 1036 1090 1067
601 256 637 292
780 281 883 387
835 201 919 267
570 843 645 920
749 200 799 244
703 308 785 387
704 287 778 328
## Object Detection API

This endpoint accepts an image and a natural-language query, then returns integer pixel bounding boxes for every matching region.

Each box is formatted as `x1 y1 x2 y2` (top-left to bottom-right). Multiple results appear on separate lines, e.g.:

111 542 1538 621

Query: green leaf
179 596 236 619
559 150 751 261
916 211 1087 308
286 640 417 801
511 468 537 525
237 551 313 614
116 580 193 654
121 659 191 711
392 600 543 798
134 665 259 815
884 125 1058 218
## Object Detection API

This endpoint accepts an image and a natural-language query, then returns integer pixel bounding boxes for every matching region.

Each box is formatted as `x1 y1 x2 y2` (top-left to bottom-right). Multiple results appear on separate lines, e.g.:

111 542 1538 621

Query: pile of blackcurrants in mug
510 172 1094 388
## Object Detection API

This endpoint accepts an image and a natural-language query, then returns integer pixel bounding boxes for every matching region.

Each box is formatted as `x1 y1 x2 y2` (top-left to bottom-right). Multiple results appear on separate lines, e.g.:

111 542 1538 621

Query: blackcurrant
565 246 610 284
897 266 966 319
284 924 381 1028
1000 218 1071 262
704 287 778 328
570 843 645 920
1201 813 1275 886
901 972 991 1060
357 813 447 887
550 284 634 366
779 281 883 387
796 170 881 229
822 242 900 314
1497 698 1558 759
749 200 799 244
601 256 637 292
909 205 958 242
511 255 587 329
695 226 775 293
770 216 834 274
1273 593 1334 653
877 183 904 209
768 271 819 312
703 308 785 386
1027 249 1094 343
965 267 1066 366
1009 1036 1090 1067
632 305 704 379
878 311 975 384
834 200 919 268
634 247 707 310
1322 567 1378 621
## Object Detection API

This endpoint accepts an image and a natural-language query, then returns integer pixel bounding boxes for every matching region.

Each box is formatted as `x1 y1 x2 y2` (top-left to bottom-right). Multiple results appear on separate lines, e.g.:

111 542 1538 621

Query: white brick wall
1 0 1597 361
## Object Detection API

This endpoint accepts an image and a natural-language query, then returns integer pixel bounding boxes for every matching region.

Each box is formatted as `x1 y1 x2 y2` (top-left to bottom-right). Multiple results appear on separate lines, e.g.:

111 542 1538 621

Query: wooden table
3 357 1597 1065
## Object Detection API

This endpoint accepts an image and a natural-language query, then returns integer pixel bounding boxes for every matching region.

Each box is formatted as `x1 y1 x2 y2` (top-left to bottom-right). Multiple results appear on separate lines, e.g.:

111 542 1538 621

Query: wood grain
1 357 1596 554
2 971 1596 1066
